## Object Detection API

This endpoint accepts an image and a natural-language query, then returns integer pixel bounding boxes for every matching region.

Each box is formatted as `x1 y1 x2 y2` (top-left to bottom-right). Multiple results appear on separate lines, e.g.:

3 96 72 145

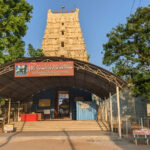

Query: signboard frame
38 99 51 107
14 61 74 77
4 124 14 132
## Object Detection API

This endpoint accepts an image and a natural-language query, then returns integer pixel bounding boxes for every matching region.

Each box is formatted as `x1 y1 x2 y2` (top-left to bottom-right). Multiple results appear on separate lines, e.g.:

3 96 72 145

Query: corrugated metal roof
0 57 127 101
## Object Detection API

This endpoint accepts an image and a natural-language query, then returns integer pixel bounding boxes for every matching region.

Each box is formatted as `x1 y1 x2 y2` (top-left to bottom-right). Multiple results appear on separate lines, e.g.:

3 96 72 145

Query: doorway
57 91 70 119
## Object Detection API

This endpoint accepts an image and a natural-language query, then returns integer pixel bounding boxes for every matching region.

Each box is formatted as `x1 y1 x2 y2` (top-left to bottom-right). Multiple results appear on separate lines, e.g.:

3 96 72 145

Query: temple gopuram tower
42 8 89 62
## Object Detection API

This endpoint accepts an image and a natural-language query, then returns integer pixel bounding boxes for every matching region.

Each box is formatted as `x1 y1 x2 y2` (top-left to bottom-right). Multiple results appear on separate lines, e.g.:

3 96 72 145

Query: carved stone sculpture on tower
42 8 89 62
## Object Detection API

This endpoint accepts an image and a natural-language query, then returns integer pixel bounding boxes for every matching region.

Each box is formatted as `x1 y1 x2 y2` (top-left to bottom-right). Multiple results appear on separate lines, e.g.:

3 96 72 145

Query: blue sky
24 0 150 71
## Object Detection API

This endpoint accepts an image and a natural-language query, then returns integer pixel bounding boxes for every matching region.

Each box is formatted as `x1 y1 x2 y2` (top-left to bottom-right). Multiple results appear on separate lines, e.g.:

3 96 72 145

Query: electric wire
138 0 142 7
130 0 136 14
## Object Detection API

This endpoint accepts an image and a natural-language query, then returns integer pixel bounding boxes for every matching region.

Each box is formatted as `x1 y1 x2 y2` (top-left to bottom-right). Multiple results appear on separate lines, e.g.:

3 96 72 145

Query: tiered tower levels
42 8 89 62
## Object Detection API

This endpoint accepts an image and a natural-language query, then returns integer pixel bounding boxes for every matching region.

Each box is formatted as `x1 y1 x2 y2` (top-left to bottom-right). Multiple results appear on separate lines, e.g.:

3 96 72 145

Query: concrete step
12 120 110 132
15 129 108 131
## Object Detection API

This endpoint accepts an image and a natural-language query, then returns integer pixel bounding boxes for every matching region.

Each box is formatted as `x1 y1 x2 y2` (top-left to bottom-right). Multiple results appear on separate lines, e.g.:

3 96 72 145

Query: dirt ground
0 138 149 150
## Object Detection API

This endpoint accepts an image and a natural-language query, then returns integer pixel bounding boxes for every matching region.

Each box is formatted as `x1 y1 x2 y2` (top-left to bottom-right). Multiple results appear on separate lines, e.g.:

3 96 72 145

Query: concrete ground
0 131 149 150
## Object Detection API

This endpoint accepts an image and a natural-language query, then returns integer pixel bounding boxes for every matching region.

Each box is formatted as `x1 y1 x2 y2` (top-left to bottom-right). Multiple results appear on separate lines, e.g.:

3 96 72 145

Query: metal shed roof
0 57 127 101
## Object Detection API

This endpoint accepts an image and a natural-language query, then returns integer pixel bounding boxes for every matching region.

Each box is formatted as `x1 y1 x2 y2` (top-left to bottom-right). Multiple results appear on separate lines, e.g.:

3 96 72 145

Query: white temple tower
42 8 89 62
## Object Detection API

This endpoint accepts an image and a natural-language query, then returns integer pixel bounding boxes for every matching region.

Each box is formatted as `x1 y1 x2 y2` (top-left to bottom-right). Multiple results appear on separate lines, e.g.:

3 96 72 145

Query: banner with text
15 61 74 77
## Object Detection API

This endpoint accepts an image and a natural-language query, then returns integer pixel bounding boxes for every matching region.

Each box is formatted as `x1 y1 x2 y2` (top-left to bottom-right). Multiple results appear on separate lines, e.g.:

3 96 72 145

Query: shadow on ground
0 129 150 150
0 121 26 148
63 129 76 150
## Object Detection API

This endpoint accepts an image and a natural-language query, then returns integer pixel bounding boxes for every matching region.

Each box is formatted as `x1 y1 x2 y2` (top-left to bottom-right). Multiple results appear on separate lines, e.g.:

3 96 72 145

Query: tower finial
61 6 65 13
61 6 65 10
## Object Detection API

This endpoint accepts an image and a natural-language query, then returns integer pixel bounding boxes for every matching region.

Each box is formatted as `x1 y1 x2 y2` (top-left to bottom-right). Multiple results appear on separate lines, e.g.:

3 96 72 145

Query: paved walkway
0 131 117 142
0 130 113 137
0 131 149 150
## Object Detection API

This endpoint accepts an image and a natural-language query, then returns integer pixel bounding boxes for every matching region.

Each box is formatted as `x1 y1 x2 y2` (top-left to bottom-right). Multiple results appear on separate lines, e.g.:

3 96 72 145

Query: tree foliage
0 97 5 106
0 0 33 64
103 5 150 99
27 44 44 57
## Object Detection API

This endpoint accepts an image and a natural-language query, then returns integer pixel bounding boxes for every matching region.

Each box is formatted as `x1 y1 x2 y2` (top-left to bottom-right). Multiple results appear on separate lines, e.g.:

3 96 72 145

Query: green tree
87 54 90 61
0 97 5 106
102 5 150 99
0 0 33 64
0 97 5 115
27 44 44 57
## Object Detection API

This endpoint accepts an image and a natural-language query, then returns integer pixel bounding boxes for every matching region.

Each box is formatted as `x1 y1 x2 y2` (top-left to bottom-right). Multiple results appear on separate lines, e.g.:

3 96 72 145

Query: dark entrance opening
57 91 70 119
31 87 93 120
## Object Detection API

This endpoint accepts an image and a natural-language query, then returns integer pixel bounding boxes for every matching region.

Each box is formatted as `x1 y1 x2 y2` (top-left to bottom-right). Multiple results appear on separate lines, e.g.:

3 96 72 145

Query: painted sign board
147 104 150 117
133 128 150 135
44 109 50 115
81 103 89 109
14 61 74 77
4 124 14 132
39 99 51 107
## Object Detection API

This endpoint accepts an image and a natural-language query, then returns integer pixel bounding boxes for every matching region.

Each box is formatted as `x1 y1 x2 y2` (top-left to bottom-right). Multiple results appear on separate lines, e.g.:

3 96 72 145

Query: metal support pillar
99 101 102 120
125 117 128 137
100 102 102 120
109 93 113 132
8 98 11 124
102 101 105 120
101 101 103 120
105 99 108 121
97 100 101 121
18 101 20 121
116 86 121 139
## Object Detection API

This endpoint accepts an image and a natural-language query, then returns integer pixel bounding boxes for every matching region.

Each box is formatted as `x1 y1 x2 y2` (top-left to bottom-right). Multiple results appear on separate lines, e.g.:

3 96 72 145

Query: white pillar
116 86 121 138
18 101 20 121
97 100 101 121
105 99 108 121
102 101 105 120
8 98 11 124
126 117 128 137
100 101 103 120
109 93 113 132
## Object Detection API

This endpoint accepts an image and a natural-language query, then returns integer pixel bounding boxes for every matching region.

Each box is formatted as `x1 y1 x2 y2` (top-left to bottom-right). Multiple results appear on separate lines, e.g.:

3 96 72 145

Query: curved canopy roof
0 57 127 101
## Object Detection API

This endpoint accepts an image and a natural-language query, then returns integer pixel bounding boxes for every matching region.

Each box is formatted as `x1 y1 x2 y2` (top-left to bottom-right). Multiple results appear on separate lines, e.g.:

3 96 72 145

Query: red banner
14 61 74 77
